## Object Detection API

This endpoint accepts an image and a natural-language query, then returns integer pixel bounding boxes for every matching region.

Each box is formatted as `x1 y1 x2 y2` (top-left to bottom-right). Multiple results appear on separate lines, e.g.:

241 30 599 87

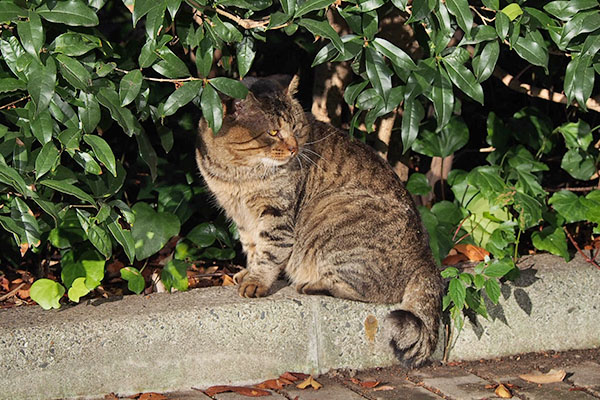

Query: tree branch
493 66 600 113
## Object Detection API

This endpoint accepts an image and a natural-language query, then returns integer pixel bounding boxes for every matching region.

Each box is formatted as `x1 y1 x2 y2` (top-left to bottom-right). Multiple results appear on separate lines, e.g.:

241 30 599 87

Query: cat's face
201 77 310 168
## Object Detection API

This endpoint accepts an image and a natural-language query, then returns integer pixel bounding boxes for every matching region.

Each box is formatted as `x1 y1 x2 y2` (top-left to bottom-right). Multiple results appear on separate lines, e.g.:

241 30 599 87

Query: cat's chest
207 178 260 226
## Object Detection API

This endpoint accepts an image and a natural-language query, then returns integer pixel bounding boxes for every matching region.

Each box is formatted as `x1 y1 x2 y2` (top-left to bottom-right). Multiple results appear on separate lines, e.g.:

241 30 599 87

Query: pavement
1 253 599 399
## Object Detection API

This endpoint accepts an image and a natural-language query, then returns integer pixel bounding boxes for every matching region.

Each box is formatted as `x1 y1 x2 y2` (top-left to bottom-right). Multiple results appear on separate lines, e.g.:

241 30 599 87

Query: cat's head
200 75 310 168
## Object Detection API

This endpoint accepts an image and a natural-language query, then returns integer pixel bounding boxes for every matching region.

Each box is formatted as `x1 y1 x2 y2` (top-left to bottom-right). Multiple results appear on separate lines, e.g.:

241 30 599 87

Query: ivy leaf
67 277 90 302
532 226 569 261
412 117 469 158
36 0 99 27
131 202 180 261
560 149 596 181
162 259 189 292
558 120 593 150
406 173 432 196
30 279 65 310
121 266 145 294
548 190 588 223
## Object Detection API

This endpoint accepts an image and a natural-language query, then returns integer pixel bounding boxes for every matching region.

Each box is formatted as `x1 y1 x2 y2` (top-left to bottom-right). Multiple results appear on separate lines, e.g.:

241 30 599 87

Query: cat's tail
387 276 442 368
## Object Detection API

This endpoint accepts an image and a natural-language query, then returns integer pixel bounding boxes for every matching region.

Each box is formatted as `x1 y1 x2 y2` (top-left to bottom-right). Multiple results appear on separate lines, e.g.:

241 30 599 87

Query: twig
469 6 494 24
0 95 30 110
114 67 202 83
493 66 600 113
187 0 272 30
563 226 600 270
545 186 599 192
0 282 25 302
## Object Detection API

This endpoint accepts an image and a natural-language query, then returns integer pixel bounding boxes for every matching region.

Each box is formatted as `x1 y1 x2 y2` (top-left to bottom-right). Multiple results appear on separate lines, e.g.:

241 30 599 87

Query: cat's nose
288 143 298 155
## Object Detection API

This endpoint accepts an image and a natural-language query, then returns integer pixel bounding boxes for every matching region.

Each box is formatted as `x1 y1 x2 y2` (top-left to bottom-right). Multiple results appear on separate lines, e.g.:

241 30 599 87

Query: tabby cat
195 76 443 367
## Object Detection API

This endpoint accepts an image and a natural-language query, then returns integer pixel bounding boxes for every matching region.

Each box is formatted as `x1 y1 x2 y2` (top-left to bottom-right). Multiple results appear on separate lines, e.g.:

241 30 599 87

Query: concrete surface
0 254 599 399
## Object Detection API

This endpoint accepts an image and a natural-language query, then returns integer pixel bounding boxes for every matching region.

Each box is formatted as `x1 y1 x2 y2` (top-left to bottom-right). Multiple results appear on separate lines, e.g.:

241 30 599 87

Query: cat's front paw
233 269 269 298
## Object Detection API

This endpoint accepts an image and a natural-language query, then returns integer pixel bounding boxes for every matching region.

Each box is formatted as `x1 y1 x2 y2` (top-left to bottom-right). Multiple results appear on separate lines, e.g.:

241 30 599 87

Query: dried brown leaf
280 372 300 382
454 243 490 261
519 369 566 384
104 393 119 400
442 253 469 265
204 385 271 397
255 378 292 390
296 376 322 390
137 393 169 400
495 384 512 398
373 385 395 392
222 274 235 286
350 377 361 385
20 242 29 257
0 276 9 292
360 380 380 388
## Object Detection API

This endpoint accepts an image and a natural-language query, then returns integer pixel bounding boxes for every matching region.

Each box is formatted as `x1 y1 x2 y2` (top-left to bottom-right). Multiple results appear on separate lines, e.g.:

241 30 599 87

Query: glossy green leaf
406 173 432 195
27 58 57 116
561 149 596 181
119 70 143 107
495 11 510 40
56 54 91 90
78 91 101 134
152 46 190 78
364 47 392 101
52 32 101 56
343 80 369 106
430 67 454 129
201 83 223 133
501 3 523 21
544 0 598 20
442 58 484 105
0 163 32 196
187 222 217 247
161 259 189 292
559 11 600 50
39 179 95 205
30 279 65 310
549 191 588 223
83 134 117 177
483 278 500 304
473 40 499 82
37 0 99 27
446 0 473 36
0 77 26 93
210 77 248 99
131 202 180 260
67 277 90 302
196 37 214 78
564 54 594 110
558 120 593 150
135 130 157 181
401 97 425 153
12 197 41 246
236 36 255 78
467 166 507 200
409 0 436 22
295 0 333 18
162 80 203 117
17 10 44 58
279 0 296 15
513 31 549 70
298 18 344 53
121 267 145 294
35 141 60 179
73 151 102 175
513 192 543 229
96 87 138 136
107 214 136 264
484 258 515 278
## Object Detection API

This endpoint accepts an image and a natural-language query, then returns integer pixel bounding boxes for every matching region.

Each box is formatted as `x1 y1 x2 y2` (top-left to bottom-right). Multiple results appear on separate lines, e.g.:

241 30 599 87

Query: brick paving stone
569 361 600 396
213 390 287 400
410 366 493 400
282 376 368 400
338 367 443 400
163 390 213 399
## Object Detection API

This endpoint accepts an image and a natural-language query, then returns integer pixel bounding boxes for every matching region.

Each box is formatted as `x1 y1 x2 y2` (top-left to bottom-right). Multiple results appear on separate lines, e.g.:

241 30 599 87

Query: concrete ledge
1 254 599 399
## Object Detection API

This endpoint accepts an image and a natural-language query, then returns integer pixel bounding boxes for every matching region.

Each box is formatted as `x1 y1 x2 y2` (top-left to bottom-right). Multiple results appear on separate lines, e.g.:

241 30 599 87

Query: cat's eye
267 129 278 136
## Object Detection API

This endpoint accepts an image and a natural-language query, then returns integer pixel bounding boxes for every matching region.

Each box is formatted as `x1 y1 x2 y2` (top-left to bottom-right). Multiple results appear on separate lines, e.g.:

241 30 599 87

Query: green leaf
17 10 44 58
430 66 454 129
544 0 598 20
364 47 393 102
201 83 223 134
78 91 101 134
442 57 484 105
162 80 203 117
467 166 507 200
73 151 102 175
483 278 500 304
280 0 296 15
448 278 466 310
61 249 105 289
412 117 469 158
532 226 569 261
409 0 436 22
131 202 180 260
549 191 588 223
135 130 157 181
30 279 65 309
406 173 432 196
187 222 217 247
501 3 523 21
0 2 27 23
52 32 101 56
401 97 424 153
27 58 57 116
67 277 90 302
513 31 549 70
561 149 596 181
210 77 248 99
39 179 96 205
295 0 333 18
37 0 99 26
445 0 473 36
12 197 41 247
513 191 543 229
559 11 600 50
343 80 369 106
495 10 510 40
107 214 136 264
121 267 145 294
236 36 255 78
35 141 60 179
96 87 138 136
484 258 515 278
441 267 459 278
161 259 189 292
153 46 190 78
56 54 91 90
119 70 143 107
298 18 344 53
83 134 117 177
564 54 594 111
473 40 499 82
371 38 416 76
0 77 26 93
0 163 32 196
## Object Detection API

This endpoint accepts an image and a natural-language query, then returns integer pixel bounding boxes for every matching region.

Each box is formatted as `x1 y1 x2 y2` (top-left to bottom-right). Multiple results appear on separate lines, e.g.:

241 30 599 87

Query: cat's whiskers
301 147 328 165
303 132 335 146
298 151 325 172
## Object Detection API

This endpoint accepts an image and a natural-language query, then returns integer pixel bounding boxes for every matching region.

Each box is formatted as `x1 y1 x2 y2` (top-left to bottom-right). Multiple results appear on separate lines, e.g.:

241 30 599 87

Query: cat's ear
226 92 259 119
285 74 300 97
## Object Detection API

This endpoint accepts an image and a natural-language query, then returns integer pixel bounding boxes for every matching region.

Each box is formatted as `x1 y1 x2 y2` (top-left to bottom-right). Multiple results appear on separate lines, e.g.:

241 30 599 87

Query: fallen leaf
350 377 361 385
373 385 395 391
138 393 168 400
364 315 378 343
255 378 293 390
204 385 271 397
360 381 380 388
107 260 125 277
442 253 469 265
0 276 9 292
222 274 235 286
280 372 300 382
16 283 30 300
289 372 310 380
519 369 566 384
296 376 323 390
454 243 490 261
495 384 512 398
104 393 119 400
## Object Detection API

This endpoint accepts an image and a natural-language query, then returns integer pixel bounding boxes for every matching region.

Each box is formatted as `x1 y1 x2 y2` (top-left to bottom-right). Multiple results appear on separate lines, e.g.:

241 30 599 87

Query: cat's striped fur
196 76 443 367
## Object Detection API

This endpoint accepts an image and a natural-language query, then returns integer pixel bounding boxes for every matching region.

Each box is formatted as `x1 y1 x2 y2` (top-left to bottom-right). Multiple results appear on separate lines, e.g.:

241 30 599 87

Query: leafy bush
0 0 598 331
